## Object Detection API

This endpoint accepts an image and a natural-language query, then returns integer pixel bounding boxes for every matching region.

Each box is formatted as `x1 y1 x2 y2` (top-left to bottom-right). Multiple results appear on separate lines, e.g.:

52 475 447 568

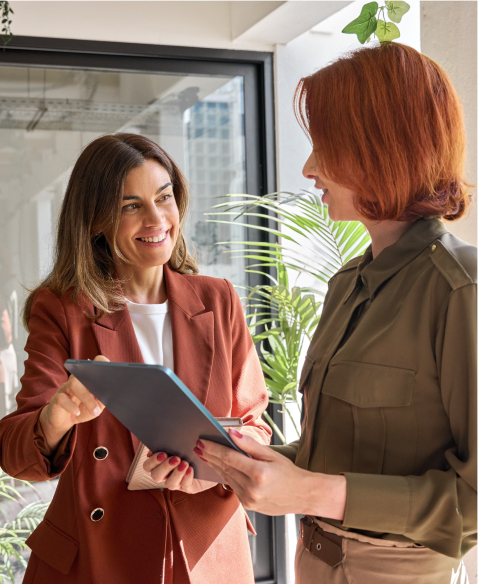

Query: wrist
302 472 347 521
39 405 71 453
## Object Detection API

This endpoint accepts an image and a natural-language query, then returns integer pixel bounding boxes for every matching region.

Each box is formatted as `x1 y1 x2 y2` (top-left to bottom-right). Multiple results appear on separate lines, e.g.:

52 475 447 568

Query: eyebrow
122 182 173 201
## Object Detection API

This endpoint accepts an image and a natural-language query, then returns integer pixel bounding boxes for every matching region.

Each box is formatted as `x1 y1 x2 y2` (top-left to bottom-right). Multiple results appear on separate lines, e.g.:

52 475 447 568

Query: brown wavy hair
295 42 472 221
23 133 198 330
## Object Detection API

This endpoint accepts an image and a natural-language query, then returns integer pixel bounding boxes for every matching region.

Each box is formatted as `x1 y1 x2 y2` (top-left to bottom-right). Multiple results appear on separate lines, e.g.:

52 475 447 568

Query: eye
122 203 140 213
157 192 173 203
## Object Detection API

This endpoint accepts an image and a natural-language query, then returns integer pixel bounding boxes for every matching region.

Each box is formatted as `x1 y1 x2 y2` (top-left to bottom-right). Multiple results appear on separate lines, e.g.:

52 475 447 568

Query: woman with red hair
198 42 477 583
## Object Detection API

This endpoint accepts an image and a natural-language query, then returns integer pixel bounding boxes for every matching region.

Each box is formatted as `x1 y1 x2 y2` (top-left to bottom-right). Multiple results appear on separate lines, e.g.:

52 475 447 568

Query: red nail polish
178 461 187 472
186 468 193 476
157 453 167 462
199 456 207 462
230 429 243 438
147 451 153 458
169 457 179 465
197 440 205 449
193 447 203 456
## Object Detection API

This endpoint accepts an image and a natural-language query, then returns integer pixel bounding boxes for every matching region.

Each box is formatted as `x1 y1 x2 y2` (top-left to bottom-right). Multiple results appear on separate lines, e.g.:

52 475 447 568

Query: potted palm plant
209 192 370 442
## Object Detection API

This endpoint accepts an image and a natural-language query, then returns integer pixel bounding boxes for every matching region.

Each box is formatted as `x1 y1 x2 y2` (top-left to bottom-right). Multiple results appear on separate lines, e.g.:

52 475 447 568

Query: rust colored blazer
0 266 271 584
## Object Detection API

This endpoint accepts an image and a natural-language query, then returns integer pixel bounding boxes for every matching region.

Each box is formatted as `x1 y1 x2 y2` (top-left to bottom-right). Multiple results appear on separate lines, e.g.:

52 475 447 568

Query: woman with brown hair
0 133 271 583
198 42 477 583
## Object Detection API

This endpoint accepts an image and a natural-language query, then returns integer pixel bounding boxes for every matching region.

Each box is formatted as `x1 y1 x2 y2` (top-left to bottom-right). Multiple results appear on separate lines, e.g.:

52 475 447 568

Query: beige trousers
295 520 469 584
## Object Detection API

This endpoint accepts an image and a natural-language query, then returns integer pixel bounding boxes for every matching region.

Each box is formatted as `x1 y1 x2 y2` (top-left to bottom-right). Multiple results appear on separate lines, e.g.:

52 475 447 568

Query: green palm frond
0 472 48 581
208 191 370 290
210 191 370 443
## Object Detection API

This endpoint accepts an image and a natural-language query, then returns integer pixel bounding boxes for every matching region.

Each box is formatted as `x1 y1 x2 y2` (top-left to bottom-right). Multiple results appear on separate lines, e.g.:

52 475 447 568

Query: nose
144 201 165 226
302 151 318 181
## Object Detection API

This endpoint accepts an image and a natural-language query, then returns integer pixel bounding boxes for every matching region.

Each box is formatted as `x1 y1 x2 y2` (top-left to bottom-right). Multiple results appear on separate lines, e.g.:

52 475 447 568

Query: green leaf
375 19 400 42
385 1 410 23
342 1 379 44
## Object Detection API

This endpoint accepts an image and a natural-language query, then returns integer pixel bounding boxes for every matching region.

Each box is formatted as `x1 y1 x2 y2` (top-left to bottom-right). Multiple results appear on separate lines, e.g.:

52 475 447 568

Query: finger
94 355 110 363
227 429 275 462
164 459 189 490
179 465 195 491
150 456 180 483
143 452 167 473
55 391 82 417
66 376 103 417
198 441 254 488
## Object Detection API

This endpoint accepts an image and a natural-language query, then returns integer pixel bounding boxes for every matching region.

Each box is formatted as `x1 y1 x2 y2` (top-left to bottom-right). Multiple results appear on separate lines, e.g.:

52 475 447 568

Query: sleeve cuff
342 472 410 534
269 441 299 463
33 409 76 477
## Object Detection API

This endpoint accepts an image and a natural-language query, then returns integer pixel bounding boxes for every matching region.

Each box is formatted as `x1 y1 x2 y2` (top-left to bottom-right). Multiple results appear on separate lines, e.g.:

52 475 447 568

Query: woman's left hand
143 452 217 495
197 430 347 519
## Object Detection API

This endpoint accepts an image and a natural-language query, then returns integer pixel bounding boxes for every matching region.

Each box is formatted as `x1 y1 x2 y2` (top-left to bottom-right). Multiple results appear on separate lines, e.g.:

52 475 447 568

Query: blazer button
93 447 108 460
90 508 104 522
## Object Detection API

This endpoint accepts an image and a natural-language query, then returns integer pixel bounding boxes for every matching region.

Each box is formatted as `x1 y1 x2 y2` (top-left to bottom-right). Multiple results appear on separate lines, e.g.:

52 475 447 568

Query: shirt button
93 447 108 460
431 244 437 252
90 508 104 522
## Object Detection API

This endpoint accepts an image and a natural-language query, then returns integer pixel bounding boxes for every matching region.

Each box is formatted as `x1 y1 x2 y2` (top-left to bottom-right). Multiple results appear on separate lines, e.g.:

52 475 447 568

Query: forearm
299 471 347 521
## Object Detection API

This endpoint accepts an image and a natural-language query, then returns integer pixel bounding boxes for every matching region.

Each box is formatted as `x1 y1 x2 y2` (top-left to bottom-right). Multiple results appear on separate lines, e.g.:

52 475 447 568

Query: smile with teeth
139 233 167 243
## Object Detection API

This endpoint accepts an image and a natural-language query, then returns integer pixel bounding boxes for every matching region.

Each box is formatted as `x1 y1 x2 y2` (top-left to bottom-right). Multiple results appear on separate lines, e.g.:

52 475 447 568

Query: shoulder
432 232 477 290
178 273 236 311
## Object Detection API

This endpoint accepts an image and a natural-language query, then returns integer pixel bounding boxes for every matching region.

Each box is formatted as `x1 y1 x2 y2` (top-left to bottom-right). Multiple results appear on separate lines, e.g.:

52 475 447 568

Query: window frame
0 35 286 584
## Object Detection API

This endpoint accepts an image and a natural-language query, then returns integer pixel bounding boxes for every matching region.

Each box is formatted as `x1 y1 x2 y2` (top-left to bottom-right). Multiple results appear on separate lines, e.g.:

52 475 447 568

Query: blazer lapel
92 307 144 365
164 265 214 407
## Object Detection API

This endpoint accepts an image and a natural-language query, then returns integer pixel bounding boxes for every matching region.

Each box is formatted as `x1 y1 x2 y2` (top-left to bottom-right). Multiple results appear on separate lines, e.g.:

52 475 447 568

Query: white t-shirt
125 299 174 371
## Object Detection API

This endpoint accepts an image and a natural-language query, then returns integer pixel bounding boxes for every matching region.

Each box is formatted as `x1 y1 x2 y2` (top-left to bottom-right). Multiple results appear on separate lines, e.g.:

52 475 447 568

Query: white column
421 0 478 246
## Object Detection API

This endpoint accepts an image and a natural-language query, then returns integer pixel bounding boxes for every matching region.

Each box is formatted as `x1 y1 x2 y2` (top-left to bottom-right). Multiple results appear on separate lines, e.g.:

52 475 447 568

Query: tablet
64 359 247 482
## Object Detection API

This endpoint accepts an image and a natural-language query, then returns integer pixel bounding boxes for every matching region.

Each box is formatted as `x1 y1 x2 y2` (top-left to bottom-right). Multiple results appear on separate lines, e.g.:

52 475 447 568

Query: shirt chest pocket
321 361 417 476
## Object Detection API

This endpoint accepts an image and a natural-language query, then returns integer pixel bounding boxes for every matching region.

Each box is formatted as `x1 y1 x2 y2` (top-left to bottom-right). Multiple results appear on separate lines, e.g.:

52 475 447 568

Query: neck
115 263 167 304
363 220 414 259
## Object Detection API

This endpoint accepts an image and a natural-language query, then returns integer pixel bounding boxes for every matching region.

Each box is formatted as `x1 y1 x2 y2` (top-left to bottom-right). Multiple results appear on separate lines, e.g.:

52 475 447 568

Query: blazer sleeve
342 284 477 559
225 280 272 445
0 289 77 481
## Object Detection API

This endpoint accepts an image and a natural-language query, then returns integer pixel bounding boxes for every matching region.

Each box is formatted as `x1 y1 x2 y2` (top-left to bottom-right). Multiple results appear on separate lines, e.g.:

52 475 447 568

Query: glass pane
0 65 246 392
0 65 254 577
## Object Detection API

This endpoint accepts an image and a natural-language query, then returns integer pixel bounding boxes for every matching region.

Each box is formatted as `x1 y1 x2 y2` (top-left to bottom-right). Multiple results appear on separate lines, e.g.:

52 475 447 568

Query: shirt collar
343 217 448 303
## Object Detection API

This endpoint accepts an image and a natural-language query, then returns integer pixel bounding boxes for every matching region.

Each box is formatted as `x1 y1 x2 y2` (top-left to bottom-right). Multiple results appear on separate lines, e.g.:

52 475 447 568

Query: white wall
421 1 477 246
10 1 276 51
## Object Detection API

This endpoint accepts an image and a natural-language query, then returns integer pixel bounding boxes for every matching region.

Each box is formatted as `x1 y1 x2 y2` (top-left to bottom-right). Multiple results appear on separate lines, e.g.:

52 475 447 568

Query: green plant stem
262 410 286 444
283 403 301 438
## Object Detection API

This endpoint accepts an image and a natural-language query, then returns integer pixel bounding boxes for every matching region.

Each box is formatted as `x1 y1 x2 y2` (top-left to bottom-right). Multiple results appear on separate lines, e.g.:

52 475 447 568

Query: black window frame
0 36 286 584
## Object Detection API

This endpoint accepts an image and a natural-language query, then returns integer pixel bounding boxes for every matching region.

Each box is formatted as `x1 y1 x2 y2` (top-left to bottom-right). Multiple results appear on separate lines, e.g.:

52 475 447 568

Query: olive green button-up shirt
274 217 477 559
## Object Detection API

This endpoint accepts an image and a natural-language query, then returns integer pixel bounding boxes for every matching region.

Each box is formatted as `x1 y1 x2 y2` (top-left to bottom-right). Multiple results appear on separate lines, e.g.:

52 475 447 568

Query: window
0 37 283 583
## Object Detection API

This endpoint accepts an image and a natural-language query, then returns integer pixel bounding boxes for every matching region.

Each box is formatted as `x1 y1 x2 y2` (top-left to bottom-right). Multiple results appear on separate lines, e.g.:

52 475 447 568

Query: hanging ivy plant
0 0 13 46
342 1 410 44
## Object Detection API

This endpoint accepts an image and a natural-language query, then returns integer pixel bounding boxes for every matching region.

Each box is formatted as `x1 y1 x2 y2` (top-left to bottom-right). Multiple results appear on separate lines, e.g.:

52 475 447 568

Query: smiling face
114 159 180 270
302 151 361 222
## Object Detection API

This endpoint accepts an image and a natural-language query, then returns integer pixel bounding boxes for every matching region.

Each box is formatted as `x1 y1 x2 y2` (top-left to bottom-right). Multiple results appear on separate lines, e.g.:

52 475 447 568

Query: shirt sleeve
0 290 77 481
269 440 300 462
342 284 477 559
225 280 272 445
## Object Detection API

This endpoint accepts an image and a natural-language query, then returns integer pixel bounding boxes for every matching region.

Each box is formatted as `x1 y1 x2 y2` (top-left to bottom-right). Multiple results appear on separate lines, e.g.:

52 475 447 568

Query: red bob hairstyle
295 42 471 221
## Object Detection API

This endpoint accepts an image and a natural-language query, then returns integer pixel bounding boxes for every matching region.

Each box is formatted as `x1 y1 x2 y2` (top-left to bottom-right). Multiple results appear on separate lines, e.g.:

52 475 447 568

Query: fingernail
93 406 101 416
157 453 167 462
193 447 203 456
230 429 242 438
199 456 207 462
76 410 81 417
197 440 205 449
146 451 153 458
169 457 179 465
186 468 193 476
178 461 187 472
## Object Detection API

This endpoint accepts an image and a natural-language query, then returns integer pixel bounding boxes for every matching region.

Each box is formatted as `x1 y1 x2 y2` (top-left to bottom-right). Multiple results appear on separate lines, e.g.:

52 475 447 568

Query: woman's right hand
39 355 107 452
